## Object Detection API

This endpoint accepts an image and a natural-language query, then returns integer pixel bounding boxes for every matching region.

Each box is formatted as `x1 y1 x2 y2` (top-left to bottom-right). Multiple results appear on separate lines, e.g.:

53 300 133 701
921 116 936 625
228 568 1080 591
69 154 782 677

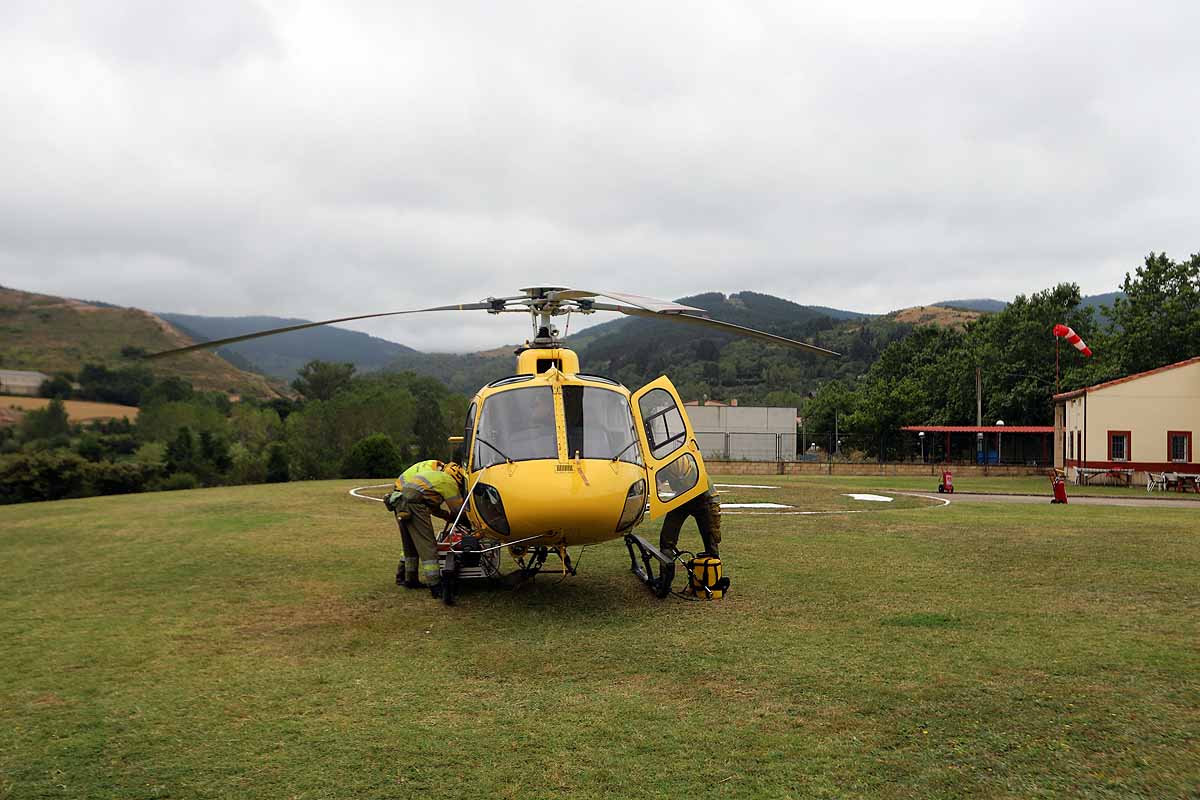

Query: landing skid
510 544 576 584
624 534 676 599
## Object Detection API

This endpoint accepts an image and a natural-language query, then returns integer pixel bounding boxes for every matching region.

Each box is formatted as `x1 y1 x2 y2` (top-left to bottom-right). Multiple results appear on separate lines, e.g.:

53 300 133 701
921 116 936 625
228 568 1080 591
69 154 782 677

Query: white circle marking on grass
843 493 894 502
349 483 392 502
720 502 794 509
713 483 780 489
724 494 951 515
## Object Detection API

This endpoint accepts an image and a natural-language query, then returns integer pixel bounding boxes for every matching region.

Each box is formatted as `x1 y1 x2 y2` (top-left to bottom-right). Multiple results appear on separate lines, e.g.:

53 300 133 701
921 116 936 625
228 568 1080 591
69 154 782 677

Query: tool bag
685 554 729 600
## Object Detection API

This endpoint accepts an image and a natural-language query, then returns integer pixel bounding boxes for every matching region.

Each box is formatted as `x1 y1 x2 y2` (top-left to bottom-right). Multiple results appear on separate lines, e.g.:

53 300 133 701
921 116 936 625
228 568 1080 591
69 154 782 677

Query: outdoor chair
1163 472 1181 491
1147 472 1167 492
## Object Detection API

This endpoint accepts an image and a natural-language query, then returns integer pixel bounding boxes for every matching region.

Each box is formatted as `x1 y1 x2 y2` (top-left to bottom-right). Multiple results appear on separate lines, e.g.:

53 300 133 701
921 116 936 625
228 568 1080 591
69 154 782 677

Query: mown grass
1 477 1196 799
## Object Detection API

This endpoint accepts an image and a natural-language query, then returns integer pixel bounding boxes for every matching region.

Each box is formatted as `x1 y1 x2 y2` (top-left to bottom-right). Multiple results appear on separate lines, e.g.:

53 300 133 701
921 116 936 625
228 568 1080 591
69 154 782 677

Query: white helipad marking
349 483 393 502
843 493 894 502
725 494 951 515
714 483 779 490
720 502 793 509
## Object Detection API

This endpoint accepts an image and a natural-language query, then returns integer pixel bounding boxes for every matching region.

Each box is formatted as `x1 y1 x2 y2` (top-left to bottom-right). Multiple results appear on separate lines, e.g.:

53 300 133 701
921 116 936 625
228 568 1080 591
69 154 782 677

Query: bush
0 451 88 504
157 472 200 492
85 461 162 496
342 433 403 478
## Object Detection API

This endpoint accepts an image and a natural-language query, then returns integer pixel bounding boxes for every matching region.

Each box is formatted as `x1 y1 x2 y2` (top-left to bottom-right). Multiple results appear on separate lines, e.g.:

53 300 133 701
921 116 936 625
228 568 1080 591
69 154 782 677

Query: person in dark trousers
657 457 721 595
385 460 466 596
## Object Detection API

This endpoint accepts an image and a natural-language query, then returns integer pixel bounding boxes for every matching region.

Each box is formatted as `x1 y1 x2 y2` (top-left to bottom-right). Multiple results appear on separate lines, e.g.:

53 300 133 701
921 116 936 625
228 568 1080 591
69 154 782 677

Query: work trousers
659 490 721 558
394 488 441 585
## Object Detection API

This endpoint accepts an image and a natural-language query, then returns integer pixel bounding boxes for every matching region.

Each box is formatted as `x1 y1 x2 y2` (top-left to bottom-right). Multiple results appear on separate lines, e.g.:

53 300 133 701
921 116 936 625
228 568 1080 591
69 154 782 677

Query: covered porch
900 425 1054 466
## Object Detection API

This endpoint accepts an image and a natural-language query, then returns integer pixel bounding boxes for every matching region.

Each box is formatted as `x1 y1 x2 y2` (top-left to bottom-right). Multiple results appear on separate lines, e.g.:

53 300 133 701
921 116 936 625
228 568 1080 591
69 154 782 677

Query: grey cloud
1 1 1198 352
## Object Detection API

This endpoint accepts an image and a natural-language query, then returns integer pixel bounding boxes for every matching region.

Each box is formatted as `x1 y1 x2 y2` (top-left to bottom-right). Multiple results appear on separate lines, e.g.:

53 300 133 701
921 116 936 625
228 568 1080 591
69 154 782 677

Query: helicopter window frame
637 388 690 461
562 385 643 465
486 375 535 388
473 386 559 468
462 401 477 467
575 373 621 387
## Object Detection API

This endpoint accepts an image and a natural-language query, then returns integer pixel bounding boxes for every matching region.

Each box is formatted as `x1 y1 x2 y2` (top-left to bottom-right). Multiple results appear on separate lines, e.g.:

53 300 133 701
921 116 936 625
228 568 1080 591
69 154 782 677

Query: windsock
1053 324 1092 356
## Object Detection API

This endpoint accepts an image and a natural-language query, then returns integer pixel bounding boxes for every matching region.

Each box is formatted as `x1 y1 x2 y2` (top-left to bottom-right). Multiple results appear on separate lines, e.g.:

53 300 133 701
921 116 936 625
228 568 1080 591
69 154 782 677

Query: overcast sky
2 1 1197 352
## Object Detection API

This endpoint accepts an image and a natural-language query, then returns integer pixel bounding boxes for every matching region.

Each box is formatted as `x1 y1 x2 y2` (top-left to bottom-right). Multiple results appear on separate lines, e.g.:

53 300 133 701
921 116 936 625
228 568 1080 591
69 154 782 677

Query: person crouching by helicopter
384 460 466 597
656 456 721 595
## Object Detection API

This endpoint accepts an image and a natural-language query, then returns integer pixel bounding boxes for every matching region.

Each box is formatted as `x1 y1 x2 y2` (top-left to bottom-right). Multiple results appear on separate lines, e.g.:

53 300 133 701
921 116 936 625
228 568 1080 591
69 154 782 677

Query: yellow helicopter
150 286 838 596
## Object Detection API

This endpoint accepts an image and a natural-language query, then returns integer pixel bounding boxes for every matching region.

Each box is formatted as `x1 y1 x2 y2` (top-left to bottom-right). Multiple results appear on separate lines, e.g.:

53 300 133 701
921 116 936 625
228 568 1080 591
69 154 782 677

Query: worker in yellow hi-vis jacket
384 460 466 597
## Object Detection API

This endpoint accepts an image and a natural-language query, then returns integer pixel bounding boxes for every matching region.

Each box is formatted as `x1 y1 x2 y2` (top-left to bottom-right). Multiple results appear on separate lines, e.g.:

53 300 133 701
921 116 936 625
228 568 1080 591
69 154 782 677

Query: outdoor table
1077 467 1134 487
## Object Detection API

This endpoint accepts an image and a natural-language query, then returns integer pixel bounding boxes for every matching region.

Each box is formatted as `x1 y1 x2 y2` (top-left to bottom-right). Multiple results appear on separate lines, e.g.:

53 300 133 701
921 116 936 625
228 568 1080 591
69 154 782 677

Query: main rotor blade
547 288 706 314
590 303 841 357
145 302 495 359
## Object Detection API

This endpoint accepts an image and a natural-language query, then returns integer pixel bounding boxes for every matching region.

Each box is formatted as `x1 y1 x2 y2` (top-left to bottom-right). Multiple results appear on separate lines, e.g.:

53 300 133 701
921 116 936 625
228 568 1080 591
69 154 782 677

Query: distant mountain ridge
934 292 1124 314
158 313 418 380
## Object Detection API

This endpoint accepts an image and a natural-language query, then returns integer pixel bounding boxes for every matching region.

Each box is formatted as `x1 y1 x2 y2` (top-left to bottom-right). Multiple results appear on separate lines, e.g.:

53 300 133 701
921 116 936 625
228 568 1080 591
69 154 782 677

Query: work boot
656 562 676 598
403 577 423 589
429 582 443 599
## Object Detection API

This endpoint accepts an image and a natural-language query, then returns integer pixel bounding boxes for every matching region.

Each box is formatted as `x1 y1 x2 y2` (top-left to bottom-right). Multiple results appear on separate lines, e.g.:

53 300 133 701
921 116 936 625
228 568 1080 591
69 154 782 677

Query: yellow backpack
685 555 729 600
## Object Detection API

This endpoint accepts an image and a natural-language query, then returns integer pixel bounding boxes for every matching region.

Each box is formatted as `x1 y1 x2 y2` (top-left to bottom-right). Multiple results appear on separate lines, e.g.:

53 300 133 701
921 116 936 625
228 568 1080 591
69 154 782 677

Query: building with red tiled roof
1052 356 1200 483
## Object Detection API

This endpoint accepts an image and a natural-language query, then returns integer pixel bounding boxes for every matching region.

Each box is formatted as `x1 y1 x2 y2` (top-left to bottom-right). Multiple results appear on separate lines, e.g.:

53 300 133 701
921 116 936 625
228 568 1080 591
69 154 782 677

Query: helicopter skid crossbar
624 534 674 598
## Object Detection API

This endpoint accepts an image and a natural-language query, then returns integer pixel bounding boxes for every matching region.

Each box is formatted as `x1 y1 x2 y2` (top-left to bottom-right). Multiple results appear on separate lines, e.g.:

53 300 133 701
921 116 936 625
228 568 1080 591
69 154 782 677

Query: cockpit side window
473 387 558 468
563 386 642 464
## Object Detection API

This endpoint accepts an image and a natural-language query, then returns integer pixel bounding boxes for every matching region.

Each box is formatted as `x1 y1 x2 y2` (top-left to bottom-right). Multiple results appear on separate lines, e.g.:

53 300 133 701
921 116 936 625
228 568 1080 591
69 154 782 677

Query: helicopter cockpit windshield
563 385 641 465
474 387 558 467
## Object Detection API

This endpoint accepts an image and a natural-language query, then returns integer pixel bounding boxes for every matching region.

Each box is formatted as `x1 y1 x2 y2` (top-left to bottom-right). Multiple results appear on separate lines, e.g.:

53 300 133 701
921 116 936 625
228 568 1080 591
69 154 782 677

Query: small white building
1054 356 1199 481
684 403 798 461
0 369 50 397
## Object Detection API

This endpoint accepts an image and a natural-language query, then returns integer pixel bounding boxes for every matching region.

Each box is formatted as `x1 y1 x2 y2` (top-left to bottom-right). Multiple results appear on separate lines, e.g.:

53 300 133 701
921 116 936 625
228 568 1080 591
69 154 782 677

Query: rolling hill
0 287 280 398
159 313 419 380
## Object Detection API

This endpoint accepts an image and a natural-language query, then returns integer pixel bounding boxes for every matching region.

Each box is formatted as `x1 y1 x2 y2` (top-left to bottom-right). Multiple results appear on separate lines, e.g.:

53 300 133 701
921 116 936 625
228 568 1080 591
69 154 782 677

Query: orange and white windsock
1053 324 1092 356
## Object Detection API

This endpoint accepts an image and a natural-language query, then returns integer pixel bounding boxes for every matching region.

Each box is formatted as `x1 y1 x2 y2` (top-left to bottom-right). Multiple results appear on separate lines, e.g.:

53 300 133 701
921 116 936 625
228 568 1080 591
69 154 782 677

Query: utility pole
975 366 984 464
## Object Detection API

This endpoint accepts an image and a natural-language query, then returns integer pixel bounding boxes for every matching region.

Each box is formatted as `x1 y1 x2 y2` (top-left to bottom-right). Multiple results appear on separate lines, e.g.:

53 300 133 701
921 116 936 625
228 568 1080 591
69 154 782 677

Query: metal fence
699 430 1053 466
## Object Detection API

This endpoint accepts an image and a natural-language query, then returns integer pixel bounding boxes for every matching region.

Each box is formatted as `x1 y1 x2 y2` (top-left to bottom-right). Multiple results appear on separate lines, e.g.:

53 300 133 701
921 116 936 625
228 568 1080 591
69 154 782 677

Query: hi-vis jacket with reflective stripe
395 460 463 511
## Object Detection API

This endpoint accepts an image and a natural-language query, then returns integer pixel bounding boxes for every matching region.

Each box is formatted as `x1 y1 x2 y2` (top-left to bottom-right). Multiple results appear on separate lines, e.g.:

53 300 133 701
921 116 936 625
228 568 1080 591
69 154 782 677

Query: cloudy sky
2 1 1197 352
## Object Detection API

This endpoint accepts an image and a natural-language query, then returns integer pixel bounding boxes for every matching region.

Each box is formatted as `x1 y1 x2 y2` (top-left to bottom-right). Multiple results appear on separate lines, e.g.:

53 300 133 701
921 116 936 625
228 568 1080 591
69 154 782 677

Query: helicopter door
630 376 711 520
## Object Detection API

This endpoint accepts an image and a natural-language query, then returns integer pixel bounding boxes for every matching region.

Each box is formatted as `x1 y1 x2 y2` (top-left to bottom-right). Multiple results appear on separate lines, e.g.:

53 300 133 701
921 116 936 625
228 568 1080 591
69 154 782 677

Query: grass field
1 396 140 423
1 476 1197 798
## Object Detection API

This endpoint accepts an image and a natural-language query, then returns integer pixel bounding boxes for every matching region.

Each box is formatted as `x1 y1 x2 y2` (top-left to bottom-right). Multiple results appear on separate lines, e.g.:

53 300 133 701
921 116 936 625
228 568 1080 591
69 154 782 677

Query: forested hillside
0 287 278 398
159 313 418 379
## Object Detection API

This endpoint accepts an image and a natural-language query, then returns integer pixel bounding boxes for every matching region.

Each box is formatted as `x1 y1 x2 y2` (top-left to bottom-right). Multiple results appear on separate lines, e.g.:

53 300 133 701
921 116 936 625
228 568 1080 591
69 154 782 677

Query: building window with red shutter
1168 431 1191 463
1108 431 1131 462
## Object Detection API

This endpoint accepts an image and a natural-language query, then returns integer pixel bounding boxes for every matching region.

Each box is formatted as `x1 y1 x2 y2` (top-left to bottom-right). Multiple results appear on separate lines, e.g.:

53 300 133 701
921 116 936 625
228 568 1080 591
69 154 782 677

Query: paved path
893 491 1198 509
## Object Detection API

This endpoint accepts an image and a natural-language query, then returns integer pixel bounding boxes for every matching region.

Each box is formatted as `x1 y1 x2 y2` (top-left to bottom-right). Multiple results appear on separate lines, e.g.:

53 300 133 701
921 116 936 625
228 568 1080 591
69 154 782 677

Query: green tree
342 433 404 478
166 426 195 473
292 360 356 401
19 398 70 442
137 400 227 443
38 375 73 399
265 443 289 483
1104 251 1200 376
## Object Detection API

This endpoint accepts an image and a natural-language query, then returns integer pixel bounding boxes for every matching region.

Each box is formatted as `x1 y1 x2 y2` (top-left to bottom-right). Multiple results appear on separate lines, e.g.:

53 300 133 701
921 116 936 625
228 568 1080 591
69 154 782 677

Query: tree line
1 360 467 504
800 252 1199 458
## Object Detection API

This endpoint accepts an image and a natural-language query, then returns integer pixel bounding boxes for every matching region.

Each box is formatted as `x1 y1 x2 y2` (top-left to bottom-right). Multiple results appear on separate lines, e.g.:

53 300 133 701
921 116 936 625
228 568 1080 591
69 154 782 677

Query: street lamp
918 431 925 463
996 420 1005 465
